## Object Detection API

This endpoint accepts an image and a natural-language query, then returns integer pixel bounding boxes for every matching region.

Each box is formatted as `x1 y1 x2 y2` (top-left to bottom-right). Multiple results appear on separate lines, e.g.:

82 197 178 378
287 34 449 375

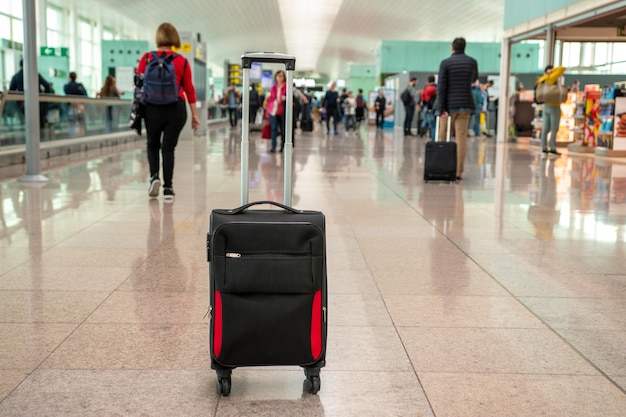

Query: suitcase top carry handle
230 200 302 215
241 52 296 70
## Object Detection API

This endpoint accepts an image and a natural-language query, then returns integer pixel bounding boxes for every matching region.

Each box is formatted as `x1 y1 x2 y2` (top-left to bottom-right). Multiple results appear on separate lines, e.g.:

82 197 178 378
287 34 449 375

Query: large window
0 0 23 88
78 17 99 95
558 41 626 74
0 14 11 41
0 0 22 18
46 6 65 47
0 0 23 43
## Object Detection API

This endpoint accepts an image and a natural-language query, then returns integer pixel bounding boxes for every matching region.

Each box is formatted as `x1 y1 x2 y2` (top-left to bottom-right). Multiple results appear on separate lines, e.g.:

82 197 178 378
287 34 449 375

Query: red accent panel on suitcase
214 291 223 357
311 290 322 359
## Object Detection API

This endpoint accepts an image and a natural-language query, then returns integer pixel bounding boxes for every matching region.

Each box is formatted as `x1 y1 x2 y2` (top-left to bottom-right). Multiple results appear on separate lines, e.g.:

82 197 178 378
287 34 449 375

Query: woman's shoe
163 187 175 201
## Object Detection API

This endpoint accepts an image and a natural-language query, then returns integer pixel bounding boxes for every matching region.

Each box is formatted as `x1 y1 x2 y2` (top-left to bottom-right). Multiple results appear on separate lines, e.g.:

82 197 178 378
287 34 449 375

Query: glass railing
0 91 133 149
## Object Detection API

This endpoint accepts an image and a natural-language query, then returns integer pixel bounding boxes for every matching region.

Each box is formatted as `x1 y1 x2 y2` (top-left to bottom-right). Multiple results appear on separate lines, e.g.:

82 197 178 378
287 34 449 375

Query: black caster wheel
304 368 321 394
217 376 231 396
305 375 321 394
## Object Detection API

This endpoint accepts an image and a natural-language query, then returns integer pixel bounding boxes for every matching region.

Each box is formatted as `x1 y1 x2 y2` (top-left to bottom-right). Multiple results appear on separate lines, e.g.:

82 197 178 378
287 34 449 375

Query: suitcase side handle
230 200 302 215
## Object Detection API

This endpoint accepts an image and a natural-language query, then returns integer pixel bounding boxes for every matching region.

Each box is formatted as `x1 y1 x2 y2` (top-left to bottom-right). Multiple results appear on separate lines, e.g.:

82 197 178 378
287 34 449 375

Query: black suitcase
300 103 313 132
424 116 457 182
301 118 313 132
207 53 327 397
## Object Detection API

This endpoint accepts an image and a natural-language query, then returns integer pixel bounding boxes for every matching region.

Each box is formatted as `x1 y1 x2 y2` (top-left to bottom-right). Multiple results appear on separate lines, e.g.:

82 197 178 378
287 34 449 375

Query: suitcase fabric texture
424 116 457 182
207 53 327 397
300 103 313 132
301 118 313 132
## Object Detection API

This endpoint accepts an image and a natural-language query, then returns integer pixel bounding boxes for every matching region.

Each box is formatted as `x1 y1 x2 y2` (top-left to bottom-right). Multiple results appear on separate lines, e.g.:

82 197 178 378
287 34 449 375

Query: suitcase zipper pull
226 253 241 258
323 307 327 323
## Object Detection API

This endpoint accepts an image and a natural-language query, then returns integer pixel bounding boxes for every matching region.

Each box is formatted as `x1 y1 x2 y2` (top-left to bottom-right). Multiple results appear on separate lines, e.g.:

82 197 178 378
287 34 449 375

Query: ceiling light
278 0 343 72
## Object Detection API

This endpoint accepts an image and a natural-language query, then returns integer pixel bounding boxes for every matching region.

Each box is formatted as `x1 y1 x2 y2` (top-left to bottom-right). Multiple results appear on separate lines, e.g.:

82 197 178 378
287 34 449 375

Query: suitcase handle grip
241 52 296 70
230 200 302 215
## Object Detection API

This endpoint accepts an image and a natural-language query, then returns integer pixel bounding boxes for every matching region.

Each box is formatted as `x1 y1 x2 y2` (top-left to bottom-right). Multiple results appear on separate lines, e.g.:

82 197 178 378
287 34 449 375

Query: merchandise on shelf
556 92 578 143
597 86 615 148
572 92 586 143
612 88 626 151
584 88 602 147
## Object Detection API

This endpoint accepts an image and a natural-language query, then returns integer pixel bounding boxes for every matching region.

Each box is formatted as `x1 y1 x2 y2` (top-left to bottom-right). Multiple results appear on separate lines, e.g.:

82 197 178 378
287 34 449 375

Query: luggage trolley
207 52 328 396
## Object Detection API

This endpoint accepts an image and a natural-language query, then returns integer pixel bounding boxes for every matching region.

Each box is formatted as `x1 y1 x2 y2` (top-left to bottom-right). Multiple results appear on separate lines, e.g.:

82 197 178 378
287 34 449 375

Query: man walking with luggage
436 37 478 180
402 77 418 136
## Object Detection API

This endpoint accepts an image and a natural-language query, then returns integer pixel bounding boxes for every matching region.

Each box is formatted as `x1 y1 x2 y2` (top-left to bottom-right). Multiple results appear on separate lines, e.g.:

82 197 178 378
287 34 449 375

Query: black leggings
145 100 187 188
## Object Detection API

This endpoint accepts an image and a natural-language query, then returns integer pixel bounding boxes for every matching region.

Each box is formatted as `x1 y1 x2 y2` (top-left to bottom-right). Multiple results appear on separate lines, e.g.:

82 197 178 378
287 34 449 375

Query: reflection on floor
1 124 625 416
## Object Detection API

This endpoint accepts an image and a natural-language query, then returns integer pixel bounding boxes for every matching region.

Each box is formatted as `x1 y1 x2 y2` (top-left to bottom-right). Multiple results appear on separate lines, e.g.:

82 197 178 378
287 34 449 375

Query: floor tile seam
110 289 209 294
451 250 626 395
440 232 626 394
415 370 623 377
546 327 626 333
518 295 626 300
395 325 557 330
331 182 436 414
77 320 210 325
0 373 30 406
23 274 133 380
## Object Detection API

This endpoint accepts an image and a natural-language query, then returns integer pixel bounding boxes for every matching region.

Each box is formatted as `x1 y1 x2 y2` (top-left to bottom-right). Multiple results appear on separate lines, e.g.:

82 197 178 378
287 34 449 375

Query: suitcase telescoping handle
434 115 452 142
240 52 296 207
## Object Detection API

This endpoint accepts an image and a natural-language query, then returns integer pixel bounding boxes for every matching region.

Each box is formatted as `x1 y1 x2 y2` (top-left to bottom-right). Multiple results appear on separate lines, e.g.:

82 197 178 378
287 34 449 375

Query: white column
19 0 47 182
496 37 511 144
545 25 555 66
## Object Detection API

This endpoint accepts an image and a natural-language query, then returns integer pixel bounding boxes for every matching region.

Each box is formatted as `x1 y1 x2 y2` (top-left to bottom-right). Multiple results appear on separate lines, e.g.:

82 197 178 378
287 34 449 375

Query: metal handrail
1 90 132 106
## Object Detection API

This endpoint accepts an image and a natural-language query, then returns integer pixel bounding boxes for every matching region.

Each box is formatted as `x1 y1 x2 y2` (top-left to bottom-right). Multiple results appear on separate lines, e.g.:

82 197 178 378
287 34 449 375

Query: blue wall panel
503 0 581 29
378 40 540 75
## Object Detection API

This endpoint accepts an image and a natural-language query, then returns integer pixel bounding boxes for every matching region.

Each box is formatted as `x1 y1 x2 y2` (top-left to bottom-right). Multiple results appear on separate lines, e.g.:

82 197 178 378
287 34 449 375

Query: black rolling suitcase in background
207 53 327 397
424 116 457 182
301 102 313 132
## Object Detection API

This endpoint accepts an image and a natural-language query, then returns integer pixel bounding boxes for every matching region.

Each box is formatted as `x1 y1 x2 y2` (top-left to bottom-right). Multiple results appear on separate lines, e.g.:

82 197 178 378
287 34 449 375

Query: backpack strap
181 57 188 89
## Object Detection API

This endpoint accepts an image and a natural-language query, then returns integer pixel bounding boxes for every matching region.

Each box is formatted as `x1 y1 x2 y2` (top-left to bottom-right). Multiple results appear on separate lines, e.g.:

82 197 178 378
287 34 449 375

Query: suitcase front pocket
216 253 322 293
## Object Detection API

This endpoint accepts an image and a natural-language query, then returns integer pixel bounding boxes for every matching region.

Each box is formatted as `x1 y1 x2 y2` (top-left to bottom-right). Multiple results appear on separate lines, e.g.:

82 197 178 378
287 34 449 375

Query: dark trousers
404 105 414 133
270 114 285 150
326 109 339 133
228 108 237 127
145 100 187 188
376 111 385 127
249 106 259 123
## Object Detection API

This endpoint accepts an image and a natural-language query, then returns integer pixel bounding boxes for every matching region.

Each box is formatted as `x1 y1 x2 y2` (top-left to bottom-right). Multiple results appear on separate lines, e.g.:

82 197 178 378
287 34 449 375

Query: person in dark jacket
249 82 260 124
403 77 418 136
9 59 52 127
322 82 340 135
436 37 478 180
374 90 386 128
63 72 87 96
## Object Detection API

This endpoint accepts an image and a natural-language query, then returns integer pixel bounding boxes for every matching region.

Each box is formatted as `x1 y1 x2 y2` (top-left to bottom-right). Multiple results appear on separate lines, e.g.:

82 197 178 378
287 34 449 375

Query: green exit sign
40 47 68 57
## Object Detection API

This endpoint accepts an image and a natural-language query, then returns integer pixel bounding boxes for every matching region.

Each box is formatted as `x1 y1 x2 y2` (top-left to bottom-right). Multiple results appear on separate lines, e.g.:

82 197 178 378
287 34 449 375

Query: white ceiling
67 0 506 79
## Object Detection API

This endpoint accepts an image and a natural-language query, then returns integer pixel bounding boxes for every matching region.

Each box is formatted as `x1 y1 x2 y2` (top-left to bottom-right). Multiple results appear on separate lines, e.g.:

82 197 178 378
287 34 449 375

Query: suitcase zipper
225 252 309 258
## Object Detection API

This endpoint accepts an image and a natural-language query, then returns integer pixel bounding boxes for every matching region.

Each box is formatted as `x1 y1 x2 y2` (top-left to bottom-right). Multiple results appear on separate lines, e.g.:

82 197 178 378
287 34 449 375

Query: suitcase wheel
216 370 232 396
304 368 321 395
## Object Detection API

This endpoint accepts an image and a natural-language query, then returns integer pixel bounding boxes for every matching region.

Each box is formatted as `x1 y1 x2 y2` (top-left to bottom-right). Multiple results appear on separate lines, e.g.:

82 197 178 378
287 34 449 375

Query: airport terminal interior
1 0 626 416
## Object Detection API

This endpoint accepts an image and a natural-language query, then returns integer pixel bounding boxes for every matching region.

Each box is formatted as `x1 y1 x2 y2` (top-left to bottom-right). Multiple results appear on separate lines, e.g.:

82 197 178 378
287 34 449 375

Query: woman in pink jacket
265 70 286 152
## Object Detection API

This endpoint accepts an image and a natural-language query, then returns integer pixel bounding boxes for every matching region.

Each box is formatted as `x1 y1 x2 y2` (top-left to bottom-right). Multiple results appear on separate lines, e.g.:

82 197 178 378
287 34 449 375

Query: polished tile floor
0 122 625 416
